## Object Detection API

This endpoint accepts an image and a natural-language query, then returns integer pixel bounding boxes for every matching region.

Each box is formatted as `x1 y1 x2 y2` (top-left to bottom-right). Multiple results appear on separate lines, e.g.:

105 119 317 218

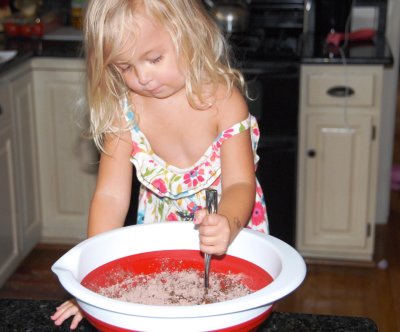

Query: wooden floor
276 211 400 332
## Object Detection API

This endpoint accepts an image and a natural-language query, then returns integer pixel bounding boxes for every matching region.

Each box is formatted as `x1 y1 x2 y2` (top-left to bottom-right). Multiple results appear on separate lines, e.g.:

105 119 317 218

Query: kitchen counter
0 298 378 332
0 33 83 75
1 28 394 76
301 32 393 66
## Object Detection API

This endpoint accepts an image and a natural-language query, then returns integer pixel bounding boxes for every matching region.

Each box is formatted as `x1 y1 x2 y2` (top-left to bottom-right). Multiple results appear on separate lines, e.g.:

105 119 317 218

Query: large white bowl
52 222 306 332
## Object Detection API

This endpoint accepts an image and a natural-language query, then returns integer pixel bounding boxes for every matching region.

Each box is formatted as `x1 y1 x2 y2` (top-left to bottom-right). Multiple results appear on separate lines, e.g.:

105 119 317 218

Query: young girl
51 0 268 329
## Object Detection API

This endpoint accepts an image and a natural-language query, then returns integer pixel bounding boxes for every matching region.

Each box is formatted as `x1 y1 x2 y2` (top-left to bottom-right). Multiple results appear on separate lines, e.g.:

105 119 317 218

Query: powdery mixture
96 269 253 305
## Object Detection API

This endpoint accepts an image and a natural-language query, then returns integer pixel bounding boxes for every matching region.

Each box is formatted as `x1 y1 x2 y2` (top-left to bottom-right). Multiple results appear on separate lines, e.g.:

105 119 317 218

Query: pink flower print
183 167 205 187
152 178 167 194
251 201 265 226
166 212 178 221
215 128 234 149
145 189 153 200
210 151 219 162
253 126 260 137
256 184 263 196
187 202 201 214
211 177 221 187
131 141 141 156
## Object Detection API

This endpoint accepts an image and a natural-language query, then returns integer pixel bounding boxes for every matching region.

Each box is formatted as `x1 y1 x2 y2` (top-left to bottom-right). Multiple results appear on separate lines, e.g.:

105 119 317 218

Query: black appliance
126 0 304 246
227 0 304 246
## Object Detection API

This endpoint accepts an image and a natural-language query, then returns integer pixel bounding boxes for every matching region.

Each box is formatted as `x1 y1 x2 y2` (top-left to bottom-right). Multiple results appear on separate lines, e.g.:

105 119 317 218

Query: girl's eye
116 64 132 72
121 65 132 72
150 56 162 64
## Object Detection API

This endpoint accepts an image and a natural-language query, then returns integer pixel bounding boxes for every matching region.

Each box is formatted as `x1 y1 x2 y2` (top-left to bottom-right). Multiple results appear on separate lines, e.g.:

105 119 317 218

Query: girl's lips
148 86 162 94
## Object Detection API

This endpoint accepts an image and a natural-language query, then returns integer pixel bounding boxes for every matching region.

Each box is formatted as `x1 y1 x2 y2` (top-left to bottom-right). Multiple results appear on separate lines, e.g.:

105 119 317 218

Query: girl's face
114 13 186 99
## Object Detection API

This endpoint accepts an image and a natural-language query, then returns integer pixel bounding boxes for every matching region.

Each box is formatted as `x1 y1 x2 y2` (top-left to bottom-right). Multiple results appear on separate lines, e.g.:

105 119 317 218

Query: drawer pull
307 149 316 158
327 86 355 97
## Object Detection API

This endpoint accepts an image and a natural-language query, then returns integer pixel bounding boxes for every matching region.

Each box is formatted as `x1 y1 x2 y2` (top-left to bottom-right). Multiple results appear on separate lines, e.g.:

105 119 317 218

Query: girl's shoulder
214 84 249 133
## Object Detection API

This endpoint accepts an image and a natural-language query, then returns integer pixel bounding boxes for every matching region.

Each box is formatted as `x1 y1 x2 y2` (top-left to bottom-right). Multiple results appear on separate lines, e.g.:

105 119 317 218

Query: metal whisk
204 189 218 289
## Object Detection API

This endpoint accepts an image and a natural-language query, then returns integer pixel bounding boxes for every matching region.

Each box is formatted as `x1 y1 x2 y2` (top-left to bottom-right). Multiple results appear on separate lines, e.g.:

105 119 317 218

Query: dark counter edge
0 35 84 76
1 31 395 77
0 298 378 332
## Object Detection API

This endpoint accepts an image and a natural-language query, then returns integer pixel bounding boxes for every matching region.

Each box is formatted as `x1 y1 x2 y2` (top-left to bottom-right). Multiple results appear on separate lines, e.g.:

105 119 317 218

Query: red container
52 222 306 332
81 249 274 332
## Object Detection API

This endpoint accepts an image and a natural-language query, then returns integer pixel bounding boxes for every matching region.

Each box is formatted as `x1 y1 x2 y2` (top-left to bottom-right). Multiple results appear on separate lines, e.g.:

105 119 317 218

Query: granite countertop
0 33 83 75
0 298 378 332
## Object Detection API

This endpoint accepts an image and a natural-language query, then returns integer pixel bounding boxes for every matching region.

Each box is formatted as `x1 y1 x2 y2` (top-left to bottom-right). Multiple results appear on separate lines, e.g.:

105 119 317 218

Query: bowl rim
52 222 306 318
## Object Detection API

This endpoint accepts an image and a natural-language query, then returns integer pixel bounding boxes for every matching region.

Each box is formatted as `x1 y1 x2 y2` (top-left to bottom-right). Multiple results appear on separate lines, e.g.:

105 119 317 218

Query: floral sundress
122 97 269 234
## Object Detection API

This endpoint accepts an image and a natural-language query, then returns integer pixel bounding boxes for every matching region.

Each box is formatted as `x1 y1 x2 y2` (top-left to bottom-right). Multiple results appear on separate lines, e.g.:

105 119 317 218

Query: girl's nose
136 66 152 86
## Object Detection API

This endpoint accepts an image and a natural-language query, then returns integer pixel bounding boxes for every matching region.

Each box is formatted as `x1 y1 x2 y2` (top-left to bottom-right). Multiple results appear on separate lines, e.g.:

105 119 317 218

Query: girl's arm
196 86 256 255
87 130 133 237
51 130 133 329
217 87 256 243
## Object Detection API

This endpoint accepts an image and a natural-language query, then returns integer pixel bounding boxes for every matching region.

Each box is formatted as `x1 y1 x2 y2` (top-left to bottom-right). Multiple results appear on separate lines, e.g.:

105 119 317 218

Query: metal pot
204 0 250 34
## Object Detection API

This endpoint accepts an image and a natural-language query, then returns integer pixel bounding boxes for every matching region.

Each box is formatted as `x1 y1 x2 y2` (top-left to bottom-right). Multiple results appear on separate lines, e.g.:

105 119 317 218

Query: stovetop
227 27 303 69
221 0 305 64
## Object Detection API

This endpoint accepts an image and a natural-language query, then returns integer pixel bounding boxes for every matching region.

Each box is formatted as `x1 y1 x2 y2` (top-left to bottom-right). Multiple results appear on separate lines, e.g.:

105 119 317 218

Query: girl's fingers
194 209 207 225
70 311 84 330
51 300 81 327
54 300 73 312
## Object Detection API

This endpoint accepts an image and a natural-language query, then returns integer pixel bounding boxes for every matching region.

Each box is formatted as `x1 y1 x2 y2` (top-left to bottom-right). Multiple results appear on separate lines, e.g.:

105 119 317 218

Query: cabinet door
33 69 97 241
0 83 19 286
300 114 373 255
11 72 41 254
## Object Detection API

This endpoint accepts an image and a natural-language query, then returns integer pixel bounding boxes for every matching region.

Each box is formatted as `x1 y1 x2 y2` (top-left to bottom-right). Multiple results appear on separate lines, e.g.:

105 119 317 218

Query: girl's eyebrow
112 61 128 69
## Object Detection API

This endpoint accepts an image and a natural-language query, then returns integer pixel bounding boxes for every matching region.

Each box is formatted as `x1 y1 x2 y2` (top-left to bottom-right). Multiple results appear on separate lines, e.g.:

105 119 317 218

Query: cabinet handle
0 104 3 116
307 149 316 158
326 86 355 97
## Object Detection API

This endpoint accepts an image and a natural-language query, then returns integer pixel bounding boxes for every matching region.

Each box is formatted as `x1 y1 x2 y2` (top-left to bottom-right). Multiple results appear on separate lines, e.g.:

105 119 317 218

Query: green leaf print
143 168 155 177
158 203 164 217
168 174 182 191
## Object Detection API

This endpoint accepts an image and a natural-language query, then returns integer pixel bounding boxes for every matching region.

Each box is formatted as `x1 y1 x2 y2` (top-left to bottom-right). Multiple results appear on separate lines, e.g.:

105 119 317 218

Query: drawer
306 73 376 108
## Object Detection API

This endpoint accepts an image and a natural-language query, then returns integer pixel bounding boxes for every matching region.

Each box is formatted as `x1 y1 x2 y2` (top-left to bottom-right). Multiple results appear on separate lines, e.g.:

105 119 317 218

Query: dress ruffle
121 96 268 233
124 98 260 200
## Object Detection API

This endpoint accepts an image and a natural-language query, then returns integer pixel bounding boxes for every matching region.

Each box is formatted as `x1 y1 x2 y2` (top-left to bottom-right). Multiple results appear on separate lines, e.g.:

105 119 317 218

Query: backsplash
40 0 72 25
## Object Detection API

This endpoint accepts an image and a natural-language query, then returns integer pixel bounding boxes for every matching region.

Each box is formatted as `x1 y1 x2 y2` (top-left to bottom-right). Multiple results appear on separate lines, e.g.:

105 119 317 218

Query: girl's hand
51 299 83 330
194 209 231 256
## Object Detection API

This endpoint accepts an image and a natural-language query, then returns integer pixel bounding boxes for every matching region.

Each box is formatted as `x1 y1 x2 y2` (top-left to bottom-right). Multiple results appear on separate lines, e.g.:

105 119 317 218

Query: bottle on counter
71 0 86 30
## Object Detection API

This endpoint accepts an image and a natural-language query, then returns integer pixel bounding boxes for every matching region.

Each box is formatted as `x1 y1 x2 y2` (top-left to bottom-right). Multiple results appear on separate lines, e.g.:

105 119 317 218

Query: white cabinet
31 58 97 242
11 71 42 252
0 79 19 287
296 65 383 261
0 66 41 286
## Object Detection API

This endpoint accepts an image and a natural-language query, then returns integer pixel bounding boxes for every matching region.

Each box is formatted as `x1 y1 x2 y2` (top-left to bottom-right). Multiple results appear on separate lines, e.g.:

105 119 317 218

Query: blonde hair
83 0 246 150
